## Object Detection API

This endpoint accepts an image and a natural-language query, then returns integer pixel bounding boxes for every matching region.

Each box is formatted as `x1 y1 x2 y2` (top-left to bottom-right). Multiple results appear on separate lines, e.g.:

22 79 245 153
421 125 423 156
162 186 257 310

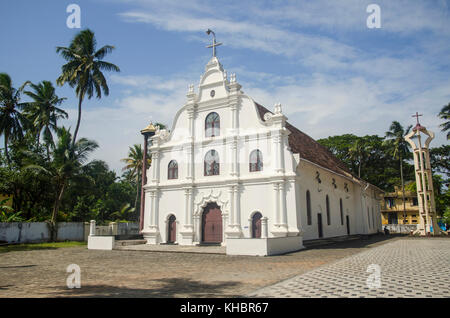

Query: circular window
210 90 215 98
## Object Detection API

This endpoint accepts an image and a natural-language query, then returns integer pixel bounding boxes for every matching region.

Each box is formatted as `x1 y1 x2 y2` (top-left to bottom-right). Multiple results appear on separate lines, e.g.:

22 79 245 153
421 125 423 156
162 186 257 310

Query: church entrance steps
113 243 226 255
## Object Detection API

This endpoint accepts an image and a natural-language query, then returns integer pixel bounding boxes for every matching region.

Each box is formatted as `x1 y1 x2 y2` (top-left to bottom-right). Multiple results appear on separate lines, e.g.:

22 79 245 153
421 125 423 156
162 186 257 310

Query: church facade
141 56 382 256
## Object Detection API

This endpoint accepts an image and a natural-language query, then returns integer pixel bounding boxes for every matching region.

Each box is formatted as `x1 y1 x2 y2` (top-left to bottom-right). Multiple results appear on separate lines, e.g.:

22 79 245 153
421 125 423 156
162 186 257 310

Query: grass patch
0 241 86 253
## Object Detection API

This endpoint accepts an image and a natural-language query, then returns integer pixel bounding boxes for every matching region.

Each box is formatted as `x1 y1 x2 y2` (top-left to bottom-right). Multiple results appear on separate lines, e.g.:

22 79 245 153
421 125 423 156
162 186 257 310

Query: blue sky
1 0 449 173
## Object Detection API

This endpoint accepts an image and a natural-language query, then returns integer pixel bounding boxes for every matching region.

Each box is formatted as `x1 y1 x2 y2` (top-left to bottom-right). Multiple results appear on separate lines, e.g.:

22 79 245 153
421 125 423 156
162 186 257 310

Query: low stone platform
114 243 226 254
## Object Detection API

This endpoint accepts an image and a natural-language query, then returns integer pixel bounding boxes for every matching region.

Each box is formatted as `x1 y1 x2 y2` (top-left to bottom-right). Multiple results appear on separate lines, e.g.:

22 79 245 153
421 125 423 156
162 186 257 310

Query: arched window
205 112 220 137
306 190 312 225
340 198 344 226
251 212 263 238
326 195 331 225
168 160 178 179
204 150 220 176
249 149 263 172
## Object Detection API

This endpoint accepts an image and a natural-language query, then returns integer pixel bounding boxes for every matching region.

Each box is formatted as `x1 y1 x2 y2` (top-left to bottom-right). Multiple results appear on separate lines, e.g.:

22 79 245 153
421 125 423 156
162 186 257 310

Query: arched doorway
167 215 177 243
251 212 262 238
202 202 222 244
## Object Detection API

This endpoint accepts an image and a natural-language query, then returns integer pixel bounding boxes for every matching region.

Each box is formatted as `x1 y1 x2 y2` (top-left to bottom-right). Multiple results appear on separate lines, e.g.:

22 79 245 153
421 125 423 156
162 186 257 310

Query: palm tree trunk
400 156 406 222
4 131 10 164
358 162 361 178
50 181 66 241
72 96 83 146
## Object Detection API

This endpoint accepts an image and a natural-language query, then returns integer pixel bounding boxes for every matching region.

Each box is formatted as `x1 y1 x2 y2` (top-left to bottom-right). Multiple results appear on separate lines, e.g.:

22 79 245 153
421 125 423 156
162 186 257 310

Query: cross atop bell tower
206 29 222 57
412 112 424 131
412 112 422 125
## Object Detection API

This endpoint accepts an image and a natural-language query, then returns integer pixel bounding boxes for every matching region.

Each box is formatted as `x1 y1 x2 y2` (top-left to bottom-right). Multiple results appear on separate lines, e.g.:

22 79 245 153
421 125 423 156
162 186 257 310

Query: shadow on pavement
49 277 242 298
302 234 405 251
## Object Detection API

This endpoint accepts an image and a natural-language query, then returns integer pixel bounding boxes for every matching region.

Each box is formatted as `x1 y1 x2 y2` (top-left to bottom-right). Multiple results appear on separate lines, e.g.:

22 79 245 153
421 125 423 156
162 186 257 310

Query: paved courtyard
248 238 450 298
0 236 448 298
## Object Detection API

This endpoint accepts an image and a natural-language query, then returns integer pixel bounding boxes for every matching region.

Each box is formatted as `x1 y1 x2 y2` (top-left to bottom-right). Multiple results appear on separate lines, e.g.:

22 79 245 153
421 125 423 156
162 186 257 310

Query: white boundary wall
0 222 139 244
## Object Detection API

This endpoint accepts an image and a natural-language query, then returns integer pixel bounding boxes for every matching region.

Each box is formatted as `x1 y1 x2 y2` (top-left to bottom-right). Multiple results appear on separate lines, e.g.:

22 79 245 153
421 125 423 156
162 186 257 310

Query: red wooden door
252 212 262 238
168 215 176 243
202 203 222 243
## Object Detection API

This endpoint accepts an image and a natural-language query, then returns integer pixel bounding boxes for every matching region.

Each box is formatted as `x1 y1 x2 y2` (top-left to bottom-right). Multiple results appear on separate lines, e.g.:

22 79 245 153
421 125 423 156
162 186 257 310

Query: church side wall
297 161 374 240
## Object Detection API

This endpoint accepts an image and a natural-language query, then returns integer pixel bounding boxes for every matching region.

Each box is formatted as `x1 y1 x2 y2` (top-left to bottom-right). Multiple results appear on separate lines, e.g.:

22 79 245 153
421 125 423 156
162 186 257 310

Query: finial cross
206 29 222 57
412 112 423 125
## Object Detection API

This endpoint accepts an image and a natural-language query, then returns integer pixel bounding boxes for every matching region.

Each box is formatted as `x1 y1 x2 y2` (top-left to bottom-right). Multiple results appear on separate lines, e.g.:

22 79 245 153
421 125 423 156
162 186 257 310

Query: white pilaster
225 185 242 238
179 187 195 245
261 217 268 239
151 151 160 183
143 190 160 244
271 181 288 237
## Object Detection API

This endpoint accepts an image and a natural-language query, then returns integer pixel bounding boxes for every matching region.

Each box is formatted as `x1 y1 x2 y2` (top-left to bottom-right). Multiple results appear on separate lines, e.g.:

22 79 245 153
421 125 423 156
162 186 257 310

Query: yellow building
381 186 419 225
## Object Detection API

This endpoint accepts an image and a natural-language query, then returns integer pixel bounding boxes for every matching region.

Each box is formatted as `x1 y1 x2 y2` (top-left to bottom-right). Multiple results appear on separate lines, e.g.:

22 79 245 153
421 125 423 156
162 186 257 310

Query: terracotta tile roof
255 102 355 178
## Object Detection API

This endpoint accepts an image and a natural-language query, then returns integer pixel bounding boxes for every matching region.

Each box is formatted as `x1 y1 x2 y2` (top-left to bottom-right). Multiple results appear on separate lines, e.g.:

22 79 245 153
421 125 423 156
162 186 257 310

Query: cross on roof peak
412 112 423 125
206 29 222 58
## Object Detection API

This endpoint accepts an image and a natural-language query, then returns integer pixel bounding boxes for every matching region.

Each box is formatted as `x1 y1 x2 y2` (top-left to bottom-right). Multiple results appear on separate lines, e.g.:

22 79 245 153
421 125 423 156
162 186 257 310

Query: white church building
141 45 383 256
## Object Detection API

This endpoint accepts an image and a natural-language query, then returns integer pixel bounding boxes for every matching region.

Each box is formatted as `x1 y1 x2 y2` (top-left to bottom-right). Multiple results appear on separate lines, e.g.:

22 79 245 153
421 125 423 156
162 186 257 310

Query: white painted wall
0 222 85 244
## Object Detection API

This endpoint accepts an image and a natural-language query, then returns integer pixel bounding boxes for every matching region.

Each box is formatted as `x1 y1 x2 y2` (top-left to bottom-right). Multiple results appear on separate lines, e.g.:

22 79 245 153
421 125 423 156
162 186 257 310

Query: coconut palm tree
121 144 151 216
23 81 68 159
384 121 412 223
438 102 450 140
111 203 135 222
56 29 120 146
348 139 371 179
26 127 98 240
0 73 30 163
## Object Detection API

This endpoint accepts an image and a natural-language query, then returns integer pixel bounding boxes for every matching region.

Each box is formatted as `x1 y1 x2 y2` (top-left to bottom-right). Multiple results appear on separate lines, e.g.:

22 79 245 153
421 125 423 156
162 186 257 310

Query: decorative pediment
193 189 229 216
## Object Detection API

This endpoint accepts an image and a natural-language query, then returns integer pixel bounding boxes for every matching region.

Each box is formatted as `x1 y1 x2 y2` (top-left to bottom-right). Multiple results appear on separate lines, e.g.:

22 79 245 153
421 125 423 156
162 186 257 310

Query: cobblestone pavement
248 238 450 298
0 235 396 298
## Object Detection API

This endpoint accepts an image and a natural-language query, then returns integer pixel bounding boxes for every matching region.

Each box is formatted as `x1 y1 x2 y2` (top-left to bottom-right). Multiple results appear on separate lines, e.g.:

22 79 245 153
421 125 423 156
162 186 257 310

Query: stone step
114 234 143 240
114 239 147 247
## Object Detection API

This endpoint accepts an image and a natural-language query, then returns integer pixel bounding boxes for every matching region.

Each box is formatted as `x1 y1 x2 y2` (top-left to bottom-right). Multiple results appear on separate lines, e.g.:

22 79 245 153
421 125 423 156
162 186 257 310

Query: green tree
384 121 412 222
64 160 134 223
111 203 135 221
23 81 68 159
0 198 24 222
429 145 450 179
26 127 98 240
0 134 55 219
0 73 30 163
317 134 413 192
348 139 371 178
438 102 450 140
121 144 150 218
56 29 120 146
